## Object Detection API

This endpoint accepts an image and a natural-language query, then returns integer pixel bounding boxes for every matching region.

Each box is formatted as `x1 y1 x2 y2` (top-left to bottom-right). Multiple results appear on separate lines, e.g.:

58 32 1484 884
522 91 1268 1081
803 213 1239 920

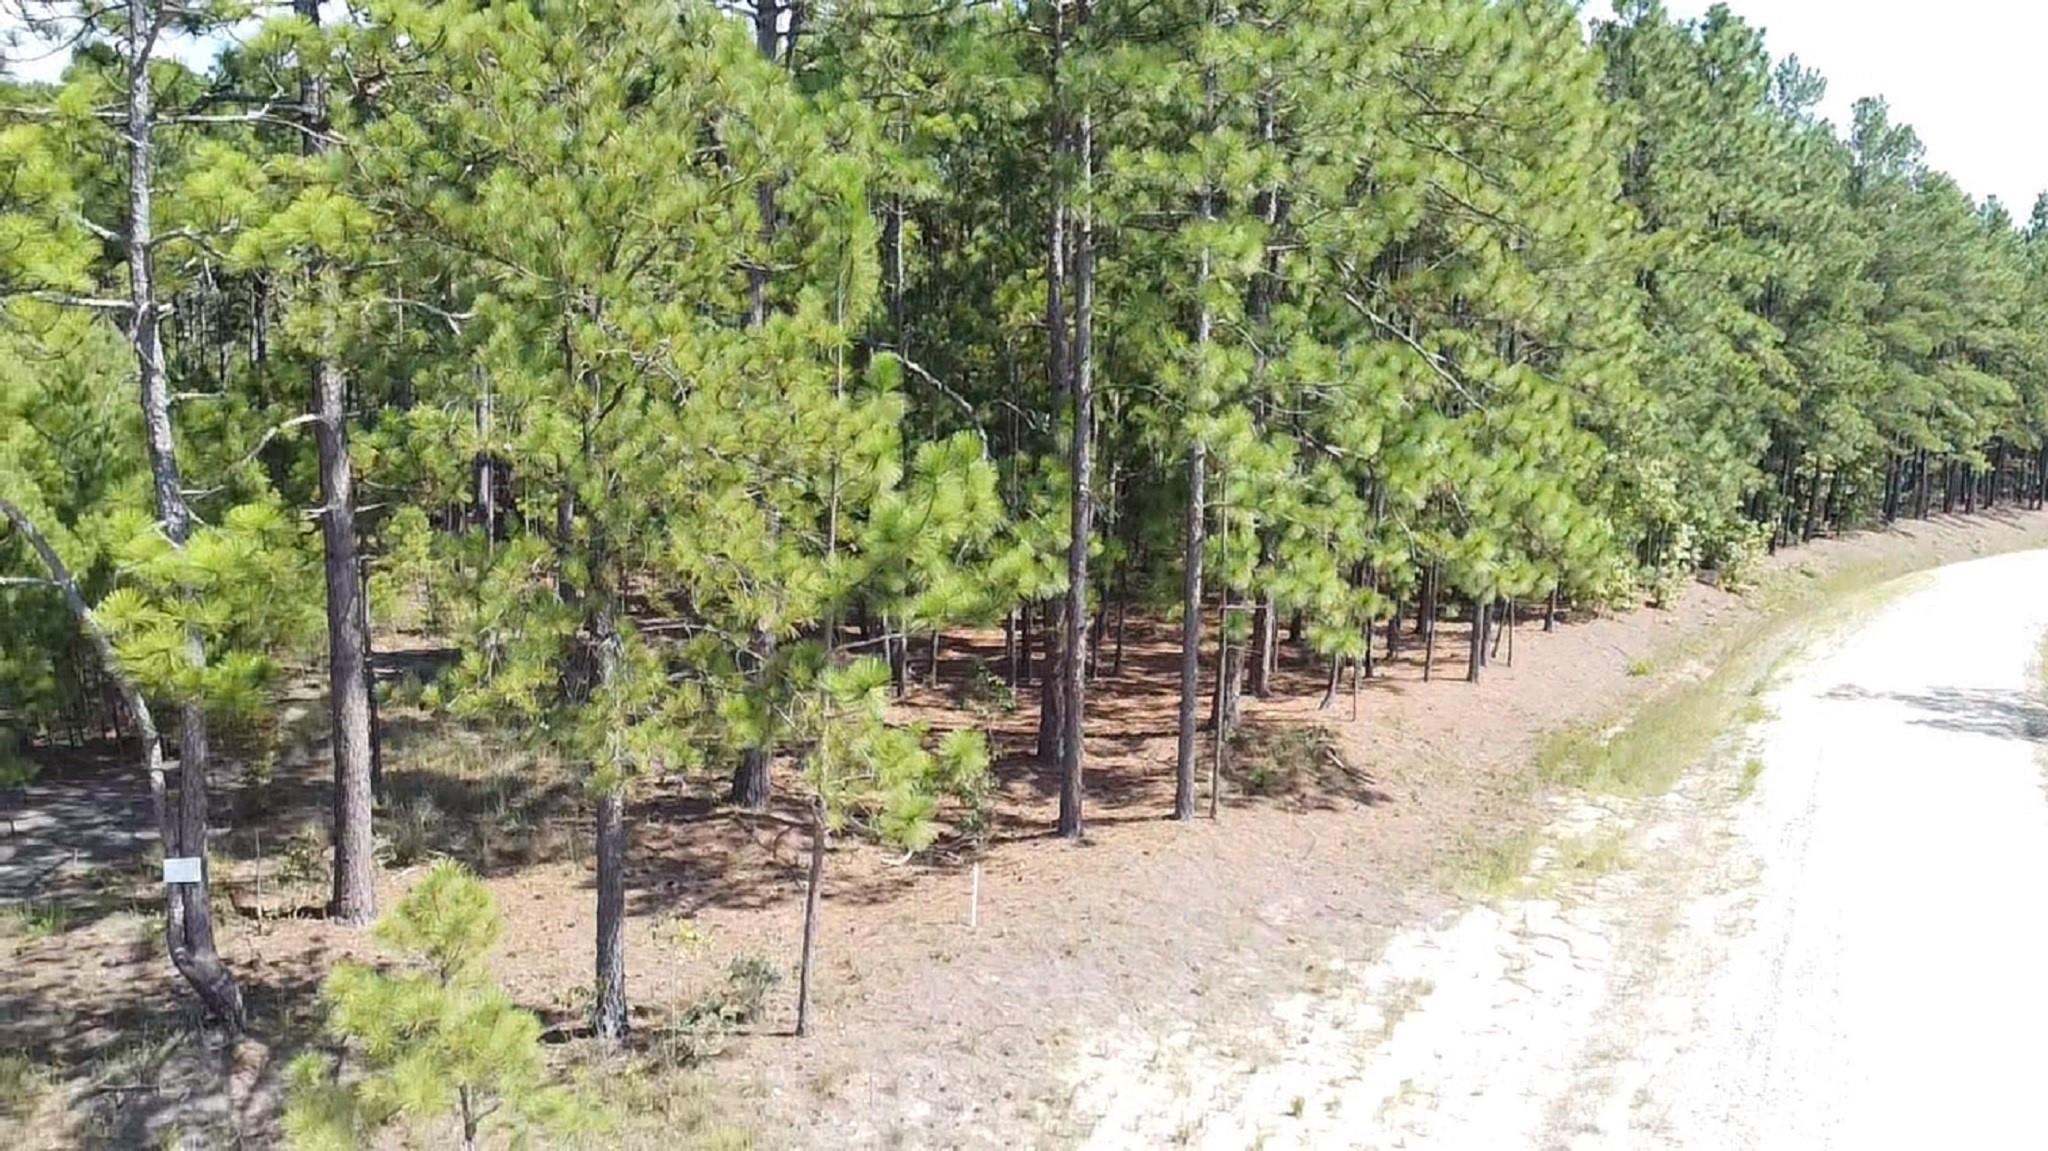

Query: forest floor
5 510 2048 1148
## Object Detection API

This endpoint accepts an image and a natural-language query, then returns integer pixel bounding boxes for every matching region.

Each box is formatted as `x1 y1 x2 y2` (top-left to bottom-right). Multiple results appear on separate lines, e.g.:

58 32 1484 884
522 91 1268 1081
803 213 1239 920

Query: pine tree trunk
730 748 769 812
1004 608 1018 687
593 786 628 1042
1112 581 1128 677
730 631 774 810
795 797 825 1038
1466 598 1488 684
358 557 385 807
1175 442 1205 822
1802 459 1827 541
294 0 376 926
1056 66 1096 842
123 0 243 1028
1248 584 1276 698
1037 601 1063 764
1018 600 1033 686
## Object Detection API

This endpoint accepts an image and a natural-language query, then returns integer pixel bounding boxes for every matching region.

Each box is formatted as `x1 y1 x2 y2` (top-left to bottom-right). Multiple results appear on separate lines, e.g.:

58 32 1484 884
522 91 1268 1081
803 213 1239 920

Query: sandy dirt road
1074 548 2048 1149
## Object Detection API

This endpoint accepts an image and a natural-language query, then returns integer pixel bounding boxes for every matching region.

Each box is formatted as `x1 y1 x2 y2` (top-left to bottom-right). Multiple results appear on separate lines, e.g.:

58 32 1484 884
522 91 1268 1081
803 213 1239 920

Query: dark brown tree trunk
1037 601 1064 764
1175 443 1205 822
294 0 376 925
730 630 774 810
1422 602 1438 682
1056 60 1096 842
593 786 627 1041
320 394 376 921
1248 583 1276 698
1018 600 1033 686
359 556 385 807
1802 460 1826 541
1466 598 1489 684
1004 608 1018 687
730 749 769 811
1112 582 1128 677
795 797 825 1037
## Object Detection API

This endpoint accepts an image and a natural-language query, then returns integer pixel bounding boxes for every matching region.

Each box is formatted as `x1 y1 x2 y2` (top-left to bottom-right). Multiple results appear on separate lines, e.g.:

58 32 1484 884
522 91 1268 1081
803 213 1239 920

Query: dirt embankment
6 510 2048 1147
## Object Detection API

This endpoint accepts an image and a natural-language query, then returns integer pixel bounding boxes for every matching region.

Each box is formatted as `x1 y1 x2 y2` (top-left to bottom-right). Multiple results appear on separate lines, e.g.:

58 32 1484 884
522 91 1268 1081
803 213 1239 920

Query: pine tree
283 861 582 1151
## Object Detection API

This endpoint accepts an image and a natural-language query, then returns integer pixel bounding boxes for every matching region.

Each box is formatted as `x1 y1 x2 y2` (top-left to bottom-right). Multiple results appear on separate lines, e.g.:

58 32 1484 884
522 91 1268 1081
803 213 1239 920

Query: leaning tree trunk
0 499 239 1030
794 796 826 1038
298 0 375 925
120 0 244 1029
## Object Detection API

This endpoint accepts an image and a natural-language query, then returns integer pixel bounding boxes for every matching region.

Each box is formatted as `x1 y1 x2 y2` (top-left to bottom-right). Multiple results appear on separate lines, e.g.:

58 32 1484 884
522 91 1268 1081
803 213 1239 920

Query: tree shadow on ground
1 933 324 1149
1822 684 2048 743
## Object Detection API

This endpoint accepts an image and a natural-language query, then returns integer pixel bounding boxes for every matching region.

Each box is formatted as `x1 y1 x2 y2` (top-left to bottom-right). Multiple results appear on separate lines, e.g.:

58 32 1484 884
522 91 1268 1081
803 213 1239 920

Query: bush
652 955 784 1070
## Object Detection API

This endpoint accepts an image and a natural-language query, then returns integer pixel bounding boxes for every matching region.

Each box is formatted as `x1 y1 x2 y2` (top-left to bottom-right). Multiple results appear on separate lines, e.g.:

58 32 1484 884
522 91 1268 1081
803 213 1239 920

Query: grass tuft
1448 828 1541 901
1736 757 1766 800
2 902 72 940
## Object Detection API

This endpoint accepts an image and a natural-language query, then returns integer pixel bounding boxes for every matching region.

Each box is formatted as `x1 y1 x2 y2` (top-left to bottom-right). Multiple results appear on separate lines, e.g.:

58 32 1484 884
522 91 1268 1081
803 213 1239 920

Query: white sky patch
1659 0 2048 213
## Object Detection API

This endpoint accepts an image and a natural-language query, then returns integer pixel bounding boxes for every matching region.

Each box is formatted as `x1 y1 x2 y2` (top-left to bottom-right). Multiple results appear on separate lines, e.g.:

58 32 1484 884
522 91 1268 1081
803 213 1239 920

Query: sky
1659 0 2048 214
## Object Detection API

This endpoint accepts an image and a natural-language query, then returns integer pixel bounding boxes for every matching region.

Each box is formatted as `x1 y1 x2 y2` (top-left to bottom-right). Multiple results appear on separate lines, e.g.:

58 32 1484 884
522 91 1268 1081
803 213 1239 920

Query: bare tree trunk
121 0 244 1028
593 786 627 1041
1037 0 1069 779
358 556 385 807
729 631 774 810
730 748 770 811
1248 585 1276 698
1175 441 1205 822
1175 143 1214 822
1018 600 1033 686
1004 608 1018 687
1056 63 1096 842
294 0 376 927
1466 598 1488 684
795 797 826 1038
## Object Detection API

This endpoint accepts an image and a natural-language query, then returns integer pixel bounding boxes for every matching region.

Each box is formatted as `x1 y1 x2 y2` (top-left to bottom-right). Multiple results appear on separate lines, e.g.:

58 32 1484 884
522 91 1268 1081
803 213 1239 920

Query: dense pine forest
3 0 2046 1138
